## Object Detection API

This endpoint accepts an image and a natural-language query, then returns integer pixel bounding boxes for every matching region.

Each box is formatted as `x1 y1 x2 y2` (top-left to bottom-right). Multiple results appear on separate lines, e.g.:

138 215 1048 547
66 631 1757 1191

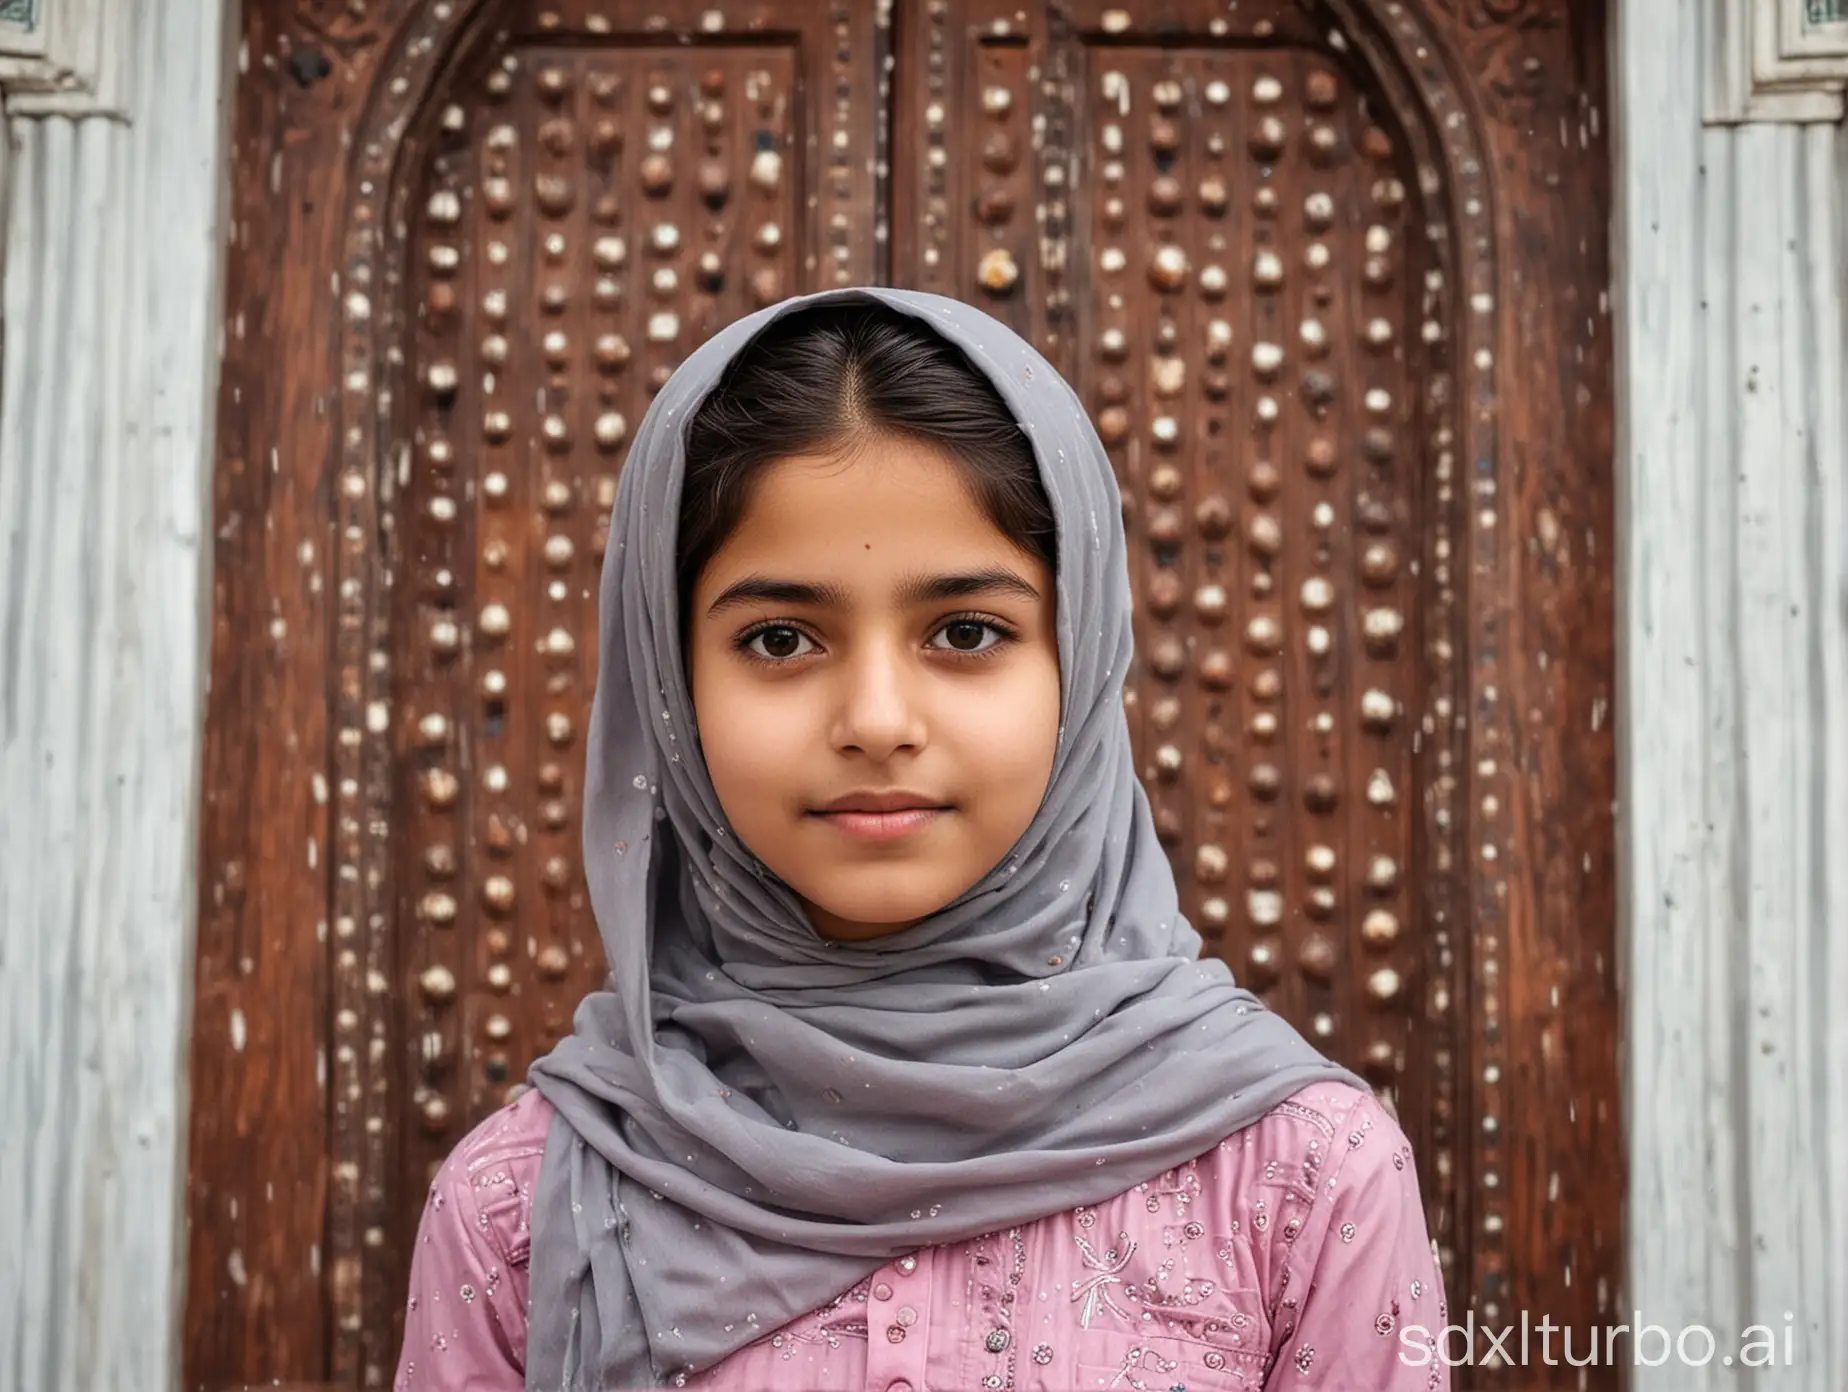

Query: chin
817 888 946 925
800 871 966 937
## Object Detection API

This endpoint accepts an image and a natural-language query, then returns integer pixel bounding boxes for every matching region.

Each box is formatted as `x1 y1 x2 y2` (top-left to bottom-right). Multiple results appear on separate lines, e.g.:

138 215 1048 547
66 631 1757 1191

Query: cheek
690 668 802 815
963 658 1061 816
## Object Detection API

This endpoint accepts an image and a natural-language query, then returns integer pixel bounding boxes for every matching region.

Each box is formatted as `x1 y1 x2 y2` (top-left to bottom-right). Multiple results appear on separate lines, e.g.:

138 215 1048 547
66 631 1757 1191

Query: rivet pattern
401 43 807 1145
319 8 897 1375
1070 30 1445 1265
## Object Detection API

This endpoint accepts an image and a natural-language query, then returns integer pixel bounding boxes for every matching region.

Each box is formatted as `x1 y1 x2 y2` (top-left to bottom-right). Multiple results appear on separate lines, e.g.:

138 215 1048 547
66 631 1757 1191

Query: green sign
0 0 36 29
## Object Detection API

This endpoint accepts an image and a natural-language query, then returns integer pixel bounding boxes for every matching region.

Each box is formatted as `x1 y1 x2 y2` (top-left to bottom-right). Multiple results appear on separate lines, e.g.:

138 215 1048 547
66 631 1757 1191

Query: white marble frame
0 0 226 1385
0 0 128 118
1708 0 1848 122
1620 0 1848 1387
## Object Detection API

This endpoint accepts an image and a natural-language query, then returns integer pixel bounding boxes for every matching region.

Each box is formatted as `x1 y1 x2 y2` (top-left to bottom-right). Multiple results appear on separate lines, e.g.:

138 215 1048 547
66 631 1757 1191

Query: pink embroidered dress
395 1080 1450 1390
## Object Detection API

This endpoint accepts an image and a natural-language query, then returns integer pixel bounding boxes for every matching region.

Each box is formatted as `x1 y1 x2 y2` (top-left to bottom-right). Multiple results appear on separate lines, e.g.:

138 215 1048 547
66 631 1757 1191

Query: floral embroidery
1126 1252 1221 1312
1139 1162 1203 1225
1092 1343 1182 1391
1294 1344 1315 1373
1213 1225 1242 1270
1073 1230 1138 1328
1271 1100 1336 1140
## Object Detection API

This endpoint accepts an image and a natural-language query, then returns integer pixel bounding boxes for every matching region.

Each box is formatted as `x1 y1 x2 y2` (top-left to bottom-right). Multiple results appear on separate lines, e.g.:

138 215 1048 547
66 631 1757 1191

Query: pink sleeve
1265 1093 1452 1389
394 1092 550 1392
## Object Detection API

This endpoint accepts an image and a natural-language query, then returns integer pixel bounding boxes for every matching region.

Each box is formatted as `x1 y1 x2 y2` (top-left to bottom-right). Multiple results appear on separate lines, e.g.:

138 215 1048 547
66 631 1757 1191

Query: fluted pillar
1618 2 1848 1386
0 1 230 1386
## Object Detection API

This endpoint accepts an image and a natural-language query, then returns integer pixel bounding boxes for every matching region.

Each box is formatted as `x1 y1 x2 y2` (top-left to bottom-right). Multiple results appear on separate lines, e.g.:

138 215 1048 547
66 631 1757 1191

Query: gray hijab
525 287 1360 1390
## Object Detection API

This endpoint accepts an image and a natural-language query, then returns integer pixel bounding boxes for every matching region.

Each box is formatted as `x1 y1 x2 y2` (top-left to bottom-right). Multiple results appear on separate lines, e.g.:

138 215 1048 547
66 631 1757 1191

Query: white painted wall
1617 2 1848 1388
0 0 231 1387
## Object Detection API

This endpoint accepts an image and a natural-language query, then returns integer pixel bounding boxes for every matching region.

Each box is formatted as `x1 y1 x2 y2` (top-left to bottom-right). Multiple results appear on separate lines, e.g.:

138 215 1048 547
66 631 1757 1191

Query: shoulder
1193 1080 1383 1190
1224 1086 1436 1311
397 1090 556 1388
1287 1083 1428 1246
1188 1083 1423 1292
1214 1080 1420 1212
1088 1084 1390 1282
1253 1080 1419 1201
1251 1079 1382 1144
421 1086 555 1268
1239 1089 1447 1380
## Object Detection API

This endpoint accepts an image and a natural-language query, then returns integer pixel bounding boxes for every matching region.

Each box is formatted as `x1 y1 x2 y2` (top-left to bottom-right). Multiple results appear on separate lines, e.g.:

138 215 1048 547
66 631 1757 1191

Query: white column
1617 1 1848 1387
0 0 231 1386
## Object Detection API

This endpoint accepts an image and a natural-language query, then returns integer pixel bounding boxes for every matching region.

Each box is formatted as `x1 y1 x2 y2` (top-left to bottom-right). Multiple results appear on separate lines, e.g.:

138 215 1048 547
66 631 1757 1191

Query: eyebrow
704 566 1043 618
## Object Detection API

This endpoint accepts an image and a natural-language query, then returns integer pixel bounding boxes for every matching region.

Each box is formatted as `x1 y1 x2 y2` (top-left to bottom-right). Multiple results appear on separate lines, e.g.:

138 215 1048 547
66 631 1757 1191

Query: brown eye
934 619 1004 654
944 621 986 650
744 626 811 660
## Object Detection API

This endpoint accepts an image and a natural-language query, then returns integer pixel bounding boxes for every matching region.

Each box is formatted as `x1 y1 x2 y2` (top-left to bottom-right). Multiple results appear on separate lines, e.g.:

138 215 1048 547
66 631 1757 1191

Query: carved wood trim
327 6 508 1377
1320 0 1507 1327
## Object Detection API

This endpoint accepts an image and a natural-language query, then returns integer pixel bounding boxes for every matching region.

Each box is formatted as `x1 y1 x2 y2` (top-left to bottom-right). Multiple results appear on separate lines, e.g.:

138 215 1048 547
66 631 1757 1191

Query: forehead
707 436 1038 571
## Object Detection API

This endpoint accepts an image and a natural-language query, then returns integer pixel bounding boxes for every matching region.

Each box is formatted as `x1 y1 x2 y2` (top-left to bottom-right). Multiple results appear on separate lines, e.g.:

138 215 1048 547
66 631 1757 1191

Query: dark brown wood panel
886 2 1619 1378
189 2 886 1385
392 35 816 1356
190 1 1615 1387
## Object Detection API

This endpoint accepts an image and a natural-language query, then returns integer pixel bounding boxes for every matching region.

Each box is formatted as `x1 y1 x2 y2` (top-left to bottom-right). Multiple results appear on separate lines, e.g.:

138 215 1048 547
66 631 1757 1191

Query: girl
395 288 1449 1391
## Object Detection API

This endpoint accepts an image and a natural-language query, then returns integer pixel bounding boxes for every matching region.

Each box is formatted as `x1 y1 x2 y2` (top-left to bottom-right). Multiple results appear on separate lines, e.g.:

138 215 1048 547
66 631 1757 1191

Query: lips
809 791 951 842
814 789 947 815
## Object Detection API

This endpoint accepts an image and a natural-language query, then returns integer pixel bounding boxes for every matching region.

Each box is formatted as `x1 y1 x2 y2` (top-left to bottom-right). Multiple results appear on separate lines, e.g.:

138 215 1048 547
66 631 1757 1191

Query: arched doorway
185 1 1617 1384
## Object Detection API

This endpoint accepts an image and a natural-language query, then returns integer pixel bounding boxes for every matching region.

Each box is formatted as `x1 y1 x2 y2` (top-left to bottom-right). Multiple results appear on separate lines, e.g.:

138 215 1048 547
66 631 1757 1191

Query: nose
829 639 927 761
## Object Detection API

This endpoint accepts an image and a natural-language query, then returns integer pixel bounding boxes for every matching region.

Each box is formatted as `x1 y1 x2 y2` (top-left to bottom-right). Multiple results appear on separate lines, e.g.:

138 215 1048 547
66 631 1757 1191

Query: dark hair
676 303 1057 621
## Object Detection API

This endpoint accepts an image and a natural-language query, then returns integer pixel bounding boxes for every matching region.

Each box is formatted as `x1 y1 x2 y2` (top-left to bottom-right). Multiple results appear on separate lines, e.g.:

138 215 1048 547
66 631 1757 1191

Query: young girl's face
687 433 1060 942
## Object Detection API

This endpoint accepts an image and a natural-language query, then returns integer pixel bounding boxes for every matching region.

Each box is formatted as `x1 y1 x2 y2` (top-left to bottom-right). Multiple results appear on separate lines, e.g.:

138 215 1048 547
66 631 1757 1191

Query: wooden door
188 2 1616 1387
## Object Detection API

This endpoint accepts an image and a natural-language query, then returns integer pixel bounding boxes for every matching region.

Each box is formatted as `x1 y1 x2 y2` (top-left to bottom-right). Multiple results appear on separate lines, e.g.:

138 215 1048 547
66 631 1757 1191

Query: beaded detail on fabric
972 1226 1028 1388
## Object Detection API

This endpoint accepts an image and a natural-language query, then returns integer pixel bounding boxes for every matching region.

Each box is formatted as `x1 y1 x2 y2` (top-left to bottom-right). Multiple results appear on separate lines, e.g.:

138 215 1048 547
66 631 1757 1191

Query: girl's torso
395 1081 1449 1391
